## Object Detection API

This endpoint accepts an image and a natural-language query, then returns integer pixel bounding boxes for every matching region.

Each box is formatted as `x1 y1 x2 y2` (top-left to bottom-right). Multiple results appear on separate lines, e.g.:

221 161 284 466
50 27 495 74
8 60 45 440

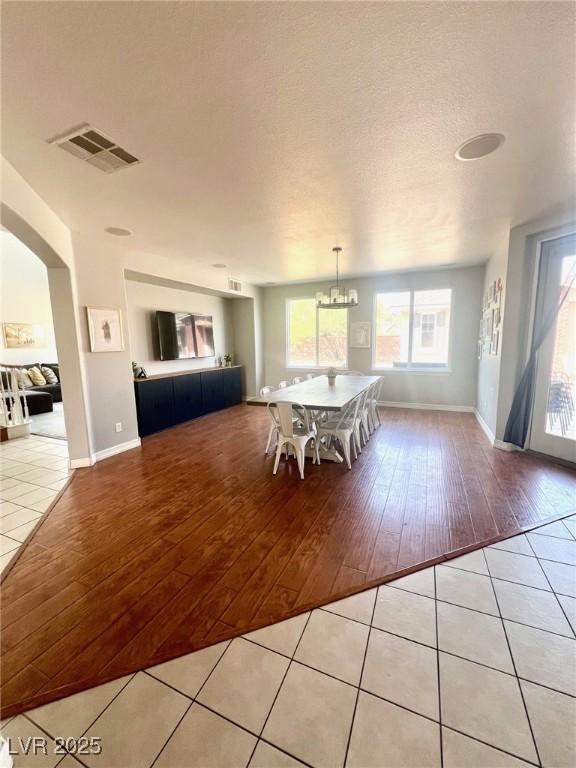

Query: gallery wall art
86 307 124 352
2 323 46 349
478 278 503 359
350 321 371 348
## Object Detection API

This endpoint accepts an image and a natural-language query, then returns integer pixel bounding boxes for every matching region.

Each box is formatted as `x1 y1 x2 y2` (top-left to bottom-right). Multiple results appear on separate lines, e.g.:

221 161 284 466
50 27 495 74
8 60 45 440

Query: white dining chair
317 394 363 469
305 373 316 380
367 378 383 432
260 385 278 453
267 401 319 479
278 380 290 389
356 388 372 448
292 376 305 384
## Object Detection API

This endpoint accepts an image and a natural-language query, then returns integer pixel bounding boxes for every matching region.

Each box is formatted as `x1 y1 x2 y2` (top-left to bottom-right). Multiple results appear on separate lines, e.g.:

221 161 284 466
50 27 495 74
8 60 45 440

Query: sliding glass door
530 235 576 462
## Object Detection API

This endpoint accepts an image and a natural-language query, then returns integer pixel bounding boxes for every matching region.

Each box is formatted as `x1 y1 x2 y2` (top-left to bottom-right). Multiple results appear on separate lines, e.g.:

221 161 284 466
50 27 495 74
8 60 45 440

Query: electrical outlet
115 422 122 433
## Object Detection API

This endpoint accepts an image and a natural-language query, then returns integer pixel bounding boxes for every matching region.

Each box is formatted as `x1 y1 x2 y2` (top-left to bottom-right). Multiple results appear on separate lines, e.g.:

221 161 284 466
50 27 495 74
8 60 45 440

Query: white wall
476 242 509 438
125 278 235 376
0 231 59 364
262 265 484 407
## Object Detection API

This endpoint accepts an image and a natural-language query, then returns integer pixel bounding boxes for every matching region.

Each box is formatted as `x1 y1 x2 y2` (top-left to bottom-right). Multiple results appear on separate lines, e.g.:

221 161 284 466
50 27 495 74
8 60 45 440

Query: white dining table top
247 375 381 411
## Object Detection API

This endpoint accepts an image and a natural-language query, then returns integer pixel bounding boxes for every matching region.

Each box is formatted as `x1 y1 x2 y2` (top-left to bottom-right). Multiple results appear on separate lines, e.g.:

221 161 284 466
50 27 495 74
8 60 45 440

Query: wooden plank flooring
1 405 575 717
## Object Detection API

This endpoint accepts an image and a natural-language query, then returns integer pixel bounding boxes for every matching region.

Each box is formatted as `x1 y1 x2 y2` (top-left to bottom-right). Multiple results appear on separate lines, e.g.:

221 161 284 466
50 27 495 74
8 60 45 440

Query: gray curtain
503 233 576 448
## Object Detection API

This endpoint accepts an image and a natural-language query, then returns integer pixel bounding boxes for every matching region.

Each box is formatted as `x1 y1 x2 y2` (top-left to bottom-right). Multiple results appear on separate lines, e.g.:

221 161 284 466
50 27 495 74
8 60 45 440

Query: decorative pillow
42 364 60 382
41 366 58 384
28 366 47 386
16 368 34 388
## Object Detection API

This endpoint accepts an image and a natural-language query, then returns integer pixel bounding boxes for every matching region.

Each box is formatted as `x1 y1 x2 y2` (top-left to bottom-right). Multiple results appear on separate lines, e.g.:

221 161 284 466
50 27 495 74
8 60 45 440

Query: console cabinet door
223 367 242 407
201 369 225 412
172 374 203 423
135 379 175 436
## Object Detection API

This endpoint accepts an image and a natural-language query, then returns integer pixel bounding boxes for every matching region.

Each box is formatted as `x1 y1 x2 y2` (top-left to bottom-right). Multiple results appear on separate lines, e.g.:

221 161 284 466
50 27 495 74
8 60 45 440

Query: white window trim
285 297 349 369
371 288 454 373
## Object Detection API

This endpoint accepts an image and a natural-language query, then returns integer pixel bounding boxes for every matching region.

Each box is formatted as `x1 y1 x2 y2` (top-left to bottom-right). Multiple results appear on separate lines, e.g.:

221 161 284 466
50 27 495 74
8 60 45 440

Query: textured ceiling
1 1 574 284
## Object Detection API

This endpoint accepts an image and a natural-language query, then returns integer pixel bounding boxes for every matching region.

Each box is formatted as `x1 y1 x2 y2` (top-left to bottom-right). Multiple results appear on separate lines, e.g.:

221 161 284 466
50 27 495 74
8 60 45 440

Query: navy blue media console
134 365 243 437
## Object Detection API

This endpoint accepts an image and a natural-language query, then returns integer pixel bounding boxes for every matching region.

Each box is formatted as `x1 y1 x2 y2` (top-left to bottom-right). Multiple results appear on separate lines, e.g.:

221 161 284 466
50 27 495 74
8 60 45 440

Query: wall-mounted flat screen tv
156 311 215 360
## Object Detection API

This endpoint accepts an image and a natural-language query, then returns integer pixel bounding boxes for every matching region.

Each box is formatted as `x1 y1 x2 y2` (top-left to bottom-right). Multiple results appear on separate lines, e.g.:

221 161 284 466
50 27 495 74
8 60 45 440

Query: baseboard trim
378 401 474 413
473 409 495 445
93 438 142 463
69 456 94 468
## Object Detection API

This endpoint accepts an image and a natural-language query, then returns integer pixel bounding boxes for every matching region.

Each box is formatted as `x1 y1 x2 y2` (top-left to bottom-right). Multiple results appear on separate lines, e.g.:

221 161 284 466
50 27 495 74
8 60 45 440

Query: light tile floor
2 516 575 768
0 434 71 575
30 402 67 440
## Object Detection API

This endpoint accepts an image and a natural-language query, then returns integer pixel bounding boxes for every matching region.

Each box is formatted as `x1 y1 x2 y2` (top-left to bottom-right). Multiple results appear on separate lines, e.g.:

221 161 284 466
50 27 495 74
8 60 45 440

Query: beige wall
125 278 235 376
0 232 59 365
262 266 484 407
231 296 259 398
476 242 509 438
71 234 140 455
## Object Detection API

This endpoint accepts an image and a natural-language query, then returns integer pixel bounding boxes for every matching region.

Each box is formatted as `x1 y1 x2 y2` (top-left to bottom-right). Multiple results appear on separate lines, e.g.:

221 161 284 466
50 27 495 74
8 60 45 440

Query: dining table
247 374 381 462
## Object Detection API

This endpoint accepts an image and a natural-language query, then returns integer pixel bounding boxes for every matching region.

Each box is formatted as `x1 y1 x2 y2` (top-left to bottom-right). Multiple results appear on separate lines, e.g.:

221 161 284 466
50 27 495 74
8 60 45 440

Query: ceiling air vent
48 124 140 173
228 277 243 293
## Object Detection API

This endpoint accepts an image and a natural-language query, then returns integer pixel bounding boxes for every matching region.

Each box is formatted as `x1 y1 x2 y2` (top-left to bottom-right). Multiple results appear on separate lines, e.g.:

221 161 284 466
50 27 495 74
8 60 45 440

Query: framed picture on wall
86 307 124 352
2 322 46 348
350 321 371 348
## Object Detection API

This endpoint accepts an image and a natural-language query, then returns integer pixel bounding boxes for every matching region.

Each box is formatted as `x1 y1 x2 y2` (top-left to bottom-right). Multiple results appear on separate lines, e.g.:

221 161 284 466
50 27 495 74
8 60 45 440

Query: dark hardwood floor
1 404 575 717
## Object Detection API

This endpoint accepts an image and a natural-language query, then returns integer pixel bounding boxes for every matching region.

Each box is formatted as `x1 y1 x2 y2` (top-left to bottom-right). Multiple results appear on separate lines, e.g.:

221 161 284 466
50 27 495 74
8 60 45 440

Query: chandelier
316 247 358 309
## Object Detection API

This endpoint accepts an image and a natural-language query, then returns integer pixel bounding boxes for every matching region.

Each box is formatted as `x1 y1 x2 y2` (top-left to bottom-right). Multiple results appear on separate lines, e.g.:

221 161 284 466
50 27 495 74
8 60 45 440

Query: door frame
527 232 576 461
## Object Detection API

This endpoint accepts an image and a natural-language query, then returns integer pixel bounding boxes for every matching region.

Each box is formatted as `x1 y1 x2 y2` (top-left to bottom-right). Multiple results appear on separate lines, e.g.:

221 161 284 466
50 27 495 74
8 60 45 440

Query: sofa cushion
41 366 58 384
15 368 34 388
4 390 54 415
29 384 62 403
28 366 47 386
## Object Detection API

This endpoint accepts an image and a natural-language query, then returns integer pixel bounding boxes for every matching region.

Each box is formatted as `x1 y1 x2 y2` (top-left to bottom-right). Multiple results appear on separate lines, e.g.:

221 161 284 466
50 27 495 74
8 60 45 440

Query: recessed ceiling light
211 263 228 269
456 133 505 161
105 227 132 236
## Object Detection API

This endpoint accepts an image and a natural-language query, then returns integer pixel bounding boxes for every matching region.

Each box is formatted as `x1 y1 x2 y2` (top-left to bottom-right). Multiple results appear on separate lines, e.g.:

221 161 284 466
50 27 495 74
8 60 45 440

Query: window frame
285 297 349 369
371 288 454 373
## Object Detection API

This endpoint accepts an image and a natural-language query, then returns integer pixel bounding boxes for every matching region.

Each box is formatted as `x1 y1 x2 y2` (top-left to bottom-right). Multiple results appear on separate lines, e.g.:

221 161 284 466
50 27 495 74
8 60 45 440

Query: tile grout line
24 672 137 765
242 589 576 700
434 566 444 768
481 547 543 768
246 611 314 768
148 700 194 768
441 722 541 768
526 538 576 640
192 699 315 768
327 585 574 643
148 639 233 768
342 588 379 768
400 557 575 598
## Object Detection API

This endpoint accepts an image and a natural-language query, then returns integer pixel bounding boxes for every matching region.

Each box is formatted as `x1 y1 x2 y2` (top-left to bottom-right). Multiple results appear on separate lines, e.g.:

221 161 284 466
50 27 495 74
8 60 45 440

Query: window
374 288 452 370
287 299 348 368
373 291 411 369
318 308 347 368
419 313 436 348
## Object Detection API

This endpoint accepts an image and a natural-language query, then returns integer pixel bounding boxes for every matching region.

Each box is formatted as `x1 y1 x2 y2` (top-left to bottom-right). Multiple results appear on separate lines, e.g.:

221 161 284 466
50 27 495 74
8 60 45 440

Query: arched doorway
1 203 92 465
